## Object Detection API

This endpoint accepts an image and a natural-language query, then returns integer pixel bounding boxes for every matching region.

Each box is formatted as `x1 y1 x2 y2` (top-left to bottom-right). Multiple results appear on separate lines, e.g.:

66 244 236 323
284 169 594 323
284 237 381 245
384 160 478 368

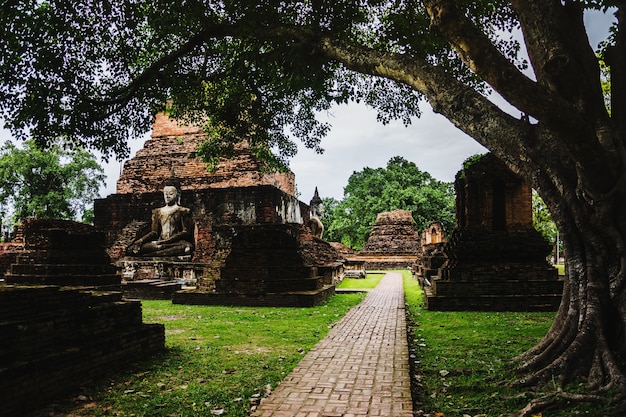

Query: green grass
37 270 614 417
403 270 617 416
46 293 365 417
336 272 384 289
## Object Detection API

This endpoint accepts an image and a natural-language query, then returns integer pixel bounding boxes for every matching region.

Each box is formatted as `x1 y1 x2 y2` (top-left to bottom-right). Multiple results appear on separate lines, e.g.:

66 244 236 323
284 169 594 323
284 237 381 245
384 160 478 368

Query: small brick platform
251 272 413 417
0 285 165 417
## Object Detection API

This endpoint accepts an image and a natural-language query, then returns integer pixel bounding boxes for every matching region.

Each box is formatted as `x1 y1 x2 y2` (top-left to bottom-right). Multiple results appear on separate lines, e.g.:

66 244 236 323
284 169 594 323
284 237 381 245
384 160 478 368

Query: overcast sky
0 9 615 203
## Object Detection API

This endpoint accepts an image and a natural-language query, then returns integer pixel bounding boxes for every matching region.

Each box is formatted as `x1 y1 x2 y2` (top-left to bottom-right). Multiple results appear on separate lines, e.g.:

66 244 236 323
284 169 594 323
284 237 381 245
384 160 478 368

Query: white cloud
290 102 486 201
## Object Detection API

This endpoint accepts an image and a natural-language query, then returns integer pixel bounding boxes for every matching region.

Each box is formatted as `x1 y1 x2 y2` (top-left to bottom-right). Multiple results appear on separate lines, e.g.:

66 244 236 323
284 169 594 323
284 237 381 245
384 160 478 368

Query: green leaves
0 139 105 225
0 0 449 164
532 190 558 247
323 156 454 250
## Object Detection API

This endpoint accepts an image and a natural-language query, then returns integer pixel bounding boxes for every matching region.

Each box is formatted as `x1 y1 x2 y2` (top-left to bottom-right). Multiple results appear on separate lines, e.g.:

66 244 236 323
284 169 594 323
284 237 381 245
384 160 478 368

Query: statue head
162 177 181 206
310 187 323 218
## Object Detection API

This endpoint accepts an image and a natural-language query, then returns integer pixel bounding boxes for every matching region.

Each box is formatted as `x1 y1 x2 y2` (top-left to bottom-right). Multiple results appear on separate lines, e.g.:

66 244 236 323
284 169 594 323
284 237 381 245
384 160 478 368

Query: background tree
532 190 560 261
0 140 105 225
324 156 454 250
1 1 625 414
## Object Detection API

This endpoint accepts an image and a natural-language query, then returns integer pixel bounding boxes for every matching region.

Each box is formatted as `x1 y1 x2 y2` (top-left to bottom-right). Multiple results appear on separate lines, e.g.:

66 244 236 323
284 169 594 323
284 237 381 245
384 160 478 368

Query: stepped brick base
0 285 165 417
424 279 563 311
173 285 336 307
122 279 183 300
423 229 563 311
355 254 417 271
4 218 120 290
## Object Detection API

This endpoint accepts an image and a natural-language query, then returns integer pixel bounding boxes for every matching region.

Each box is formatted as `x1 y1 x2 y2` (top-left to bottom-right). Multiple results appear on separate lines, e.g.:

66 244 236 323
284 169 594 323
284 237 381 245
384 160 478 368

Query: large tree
325 156 454 250
0 139 105 224
1 1 625 414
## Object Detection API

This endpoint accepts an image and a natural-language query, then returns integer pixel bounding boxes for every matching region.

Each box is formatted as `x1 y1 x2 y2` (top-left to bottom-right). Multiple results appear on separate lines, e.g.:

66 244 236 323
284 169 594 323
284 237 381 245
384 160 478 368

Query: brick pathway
251 272 414 417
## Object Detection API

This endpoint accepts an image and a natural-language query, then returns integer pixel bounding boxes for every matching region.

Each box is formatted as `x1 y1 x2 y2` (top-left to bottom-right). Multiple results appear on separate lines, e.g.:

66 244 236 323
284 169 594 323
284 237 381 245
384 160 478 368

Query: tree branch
84 25 233 106
315 36 533 170
511 0 618 154
419 0 620 191
608 4 626 137
422 0 579 126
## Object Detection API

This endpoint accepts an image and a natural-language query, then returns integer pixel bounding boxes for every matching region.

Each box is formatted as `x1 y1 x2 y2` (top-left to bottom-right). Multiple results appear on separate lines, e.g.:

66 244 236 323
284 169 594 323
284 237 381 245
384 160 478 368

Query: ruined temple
94 113 341 306
422 153 562 311
413 221 447 283
357 209 420 270
116 112 295 195
0 218 165 416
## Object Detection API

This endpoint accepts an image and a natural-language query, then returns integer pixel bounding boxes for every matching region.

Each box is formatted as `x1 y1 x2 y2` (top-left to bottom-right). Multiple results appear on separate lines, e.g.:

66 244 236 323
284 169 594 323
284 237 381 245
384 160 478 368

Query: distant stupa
358 209 420 270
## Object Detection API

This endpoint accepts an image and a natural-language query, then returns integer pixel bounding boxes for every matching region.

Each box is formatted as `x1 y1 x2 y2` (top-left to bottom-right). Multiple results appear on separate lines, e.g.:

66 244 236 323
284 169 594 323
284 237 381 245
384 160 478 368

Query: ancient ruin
357 209 420 270
94 113 342 305
413 221 447 284
330 242 366 278
0 218 165 417
116 112 294 195
420 153 562 311
4 218 119 289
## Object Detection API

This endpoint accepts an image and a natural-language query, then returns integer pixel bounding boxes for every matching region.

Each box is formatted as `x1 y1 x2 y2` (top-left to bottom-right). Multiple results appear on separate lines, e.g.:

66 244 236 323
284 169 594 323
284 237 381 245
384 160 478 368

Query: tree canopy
324 156 454 250
0 139 105 225
1 1 625 415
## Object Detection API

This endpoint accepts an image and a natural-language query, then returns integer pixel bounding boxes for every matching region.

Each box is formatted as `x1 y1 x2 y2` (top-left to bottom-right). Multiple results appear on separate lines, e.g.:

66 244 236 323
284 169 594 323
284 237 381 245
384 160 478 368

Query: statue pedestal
116 257 208 299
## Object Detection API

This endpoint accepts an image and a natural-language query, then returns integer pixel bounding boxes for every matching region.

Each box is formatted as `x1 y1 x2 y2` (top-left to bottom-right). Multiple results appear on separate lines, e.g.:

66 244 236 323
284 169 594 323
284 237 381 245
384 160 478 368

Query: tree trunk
512 179 626 413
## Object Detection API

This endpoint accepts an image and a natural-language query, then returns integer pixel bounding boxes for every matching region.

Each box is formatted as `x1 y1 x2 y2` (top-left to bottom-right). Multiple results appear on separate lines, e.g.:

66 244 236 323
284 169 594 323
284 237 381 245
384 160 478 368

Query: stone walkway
251 272 414 417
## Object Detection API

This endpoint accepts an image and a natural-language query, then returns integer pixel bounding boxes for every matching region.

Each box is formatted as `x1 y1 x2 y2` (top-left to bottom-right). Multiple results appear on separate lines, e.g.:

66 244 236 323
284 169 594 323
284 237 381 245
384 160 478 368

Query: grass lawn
34 270 615 416
403 270 616 417
336 271 385 289
42 292 365 417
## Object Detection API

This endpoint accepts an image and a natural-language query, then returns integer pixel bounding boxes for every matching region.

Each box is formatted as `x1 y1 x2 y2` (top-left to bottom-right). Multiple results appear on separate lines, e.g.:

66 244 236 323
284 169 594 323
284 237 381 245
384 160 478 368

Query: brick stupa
94 113 341 306
422 153 562 311
357 209 420 270
116 112 295 195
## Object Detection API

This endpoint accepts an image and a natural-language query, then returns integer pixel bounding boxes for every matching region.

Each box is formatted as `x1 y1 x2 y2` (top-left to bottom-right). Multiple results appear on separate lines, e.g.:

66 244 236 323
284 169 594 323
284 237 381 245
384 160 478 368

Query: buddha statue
127 177 194 257
308 187 324 239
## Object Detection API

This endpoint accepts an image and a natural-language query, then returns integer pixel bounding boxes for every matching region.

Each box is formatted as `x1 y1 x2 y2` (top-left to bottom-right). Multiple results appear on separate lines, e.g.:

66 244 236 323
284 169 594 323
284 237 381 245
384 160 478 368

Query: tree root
509 314 626 416
501 390 624 417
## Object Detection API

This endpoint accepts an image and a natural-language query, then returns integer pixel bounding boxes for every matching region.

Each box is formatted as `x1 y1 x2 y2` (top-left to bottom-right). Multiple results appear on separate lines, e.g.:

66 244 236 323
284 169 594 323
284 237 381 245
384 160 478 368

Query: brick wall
455 153 532 231
116 113 295 195
0 286 165 417
94 185 314 291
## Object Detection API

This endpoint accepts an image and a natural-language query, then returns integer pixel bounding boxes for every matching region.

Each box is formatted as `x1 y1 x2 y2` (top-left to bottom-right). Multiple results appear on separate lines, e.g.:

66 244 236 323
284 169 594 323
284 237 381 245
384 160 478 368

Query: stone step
15 249 112 264
425 293 563 312
172 285 335 307
267 277 324 292
9 263 117 276
431 278 564 296
220 265 315 281
4 274 121 286
122 280 182 300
